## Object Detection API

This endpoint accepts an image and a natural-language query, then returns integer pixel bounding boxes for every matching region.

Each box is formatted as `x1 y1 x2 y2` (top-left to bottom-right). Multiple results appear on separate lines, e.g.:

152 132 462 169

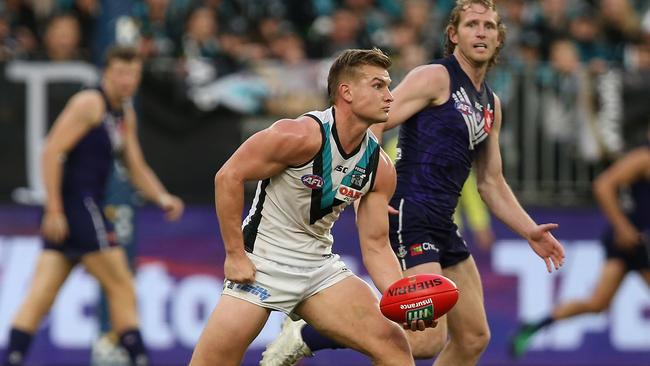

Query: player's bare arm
594 146 650 247
215 117 322 283
475 94 565 272
122 107 184 221
370 64 449 140
356 149 401 293
40 90 104 243
356 150 436 332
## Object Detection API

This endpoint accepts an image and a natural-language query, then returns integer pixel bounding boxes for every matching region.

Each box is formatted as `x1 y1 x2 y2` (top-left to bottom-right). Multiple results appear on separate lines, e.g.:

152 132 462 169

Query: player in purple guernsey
2 46 183 366
375 2 565 364
262 2 565 366
510 134 650 358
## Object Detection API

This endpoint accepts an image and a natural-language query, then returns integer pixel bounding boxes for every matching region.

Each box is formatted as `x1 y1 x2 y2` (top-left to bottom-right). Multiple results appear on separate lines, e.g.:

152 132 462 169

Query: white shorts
222 252 354 316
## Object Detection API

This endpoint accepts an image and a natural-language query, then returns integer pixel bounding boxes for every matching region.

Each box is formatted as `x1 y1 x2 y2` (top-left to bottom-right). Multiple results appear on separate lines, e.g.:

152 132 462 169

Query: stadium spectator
2 0 38 59
36 13 85 61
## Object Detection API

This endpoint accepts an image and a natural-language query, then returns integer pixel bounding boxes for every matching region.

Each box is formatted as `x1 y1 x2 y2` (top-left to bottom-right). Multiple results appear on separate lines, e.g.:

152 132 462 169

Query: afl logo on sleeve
301 174 324 189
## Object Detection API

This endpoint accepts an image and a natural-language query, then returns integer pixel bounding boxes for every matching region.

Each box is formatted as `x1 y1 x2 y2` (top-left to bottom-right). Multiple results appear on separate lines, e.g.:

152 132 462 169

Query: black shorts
43 196 118 261
389 197 470 270
602 229 650 272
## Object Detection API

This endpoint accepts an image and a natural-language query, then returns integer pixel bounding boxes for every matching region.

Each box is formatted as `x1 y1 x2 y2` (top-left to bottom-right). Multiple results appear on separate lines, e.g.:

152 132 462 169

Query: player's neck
332 106 368 155
100 80 124 110
454 51 488 90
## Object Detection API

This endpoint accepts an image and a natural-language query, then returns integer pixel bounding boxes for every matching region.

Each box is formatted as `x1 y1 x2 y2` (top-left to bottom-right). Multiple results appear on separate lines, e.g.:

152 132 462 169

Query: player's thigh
588 259 626 307
81 247 133 291
403 262 448 351
442 256 489 341
190 294 270 366
295 276 408 356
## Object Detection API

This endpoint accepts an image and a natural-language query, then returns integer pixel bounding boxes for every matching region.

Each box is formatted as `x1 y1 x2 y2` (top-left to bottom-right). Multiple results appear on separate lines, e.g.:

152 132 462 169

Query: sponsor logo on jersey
409 242 439 256
334 165 349 173
224 280 272 301
301 174 324 189
335 185 363 202
410 244 423 256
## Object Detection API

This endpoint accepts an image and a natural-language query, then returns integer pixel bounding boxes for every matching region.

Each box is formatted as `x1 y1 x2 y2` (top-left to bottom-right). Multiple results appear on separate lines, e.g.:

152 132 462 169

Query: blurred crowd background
1 0 650 205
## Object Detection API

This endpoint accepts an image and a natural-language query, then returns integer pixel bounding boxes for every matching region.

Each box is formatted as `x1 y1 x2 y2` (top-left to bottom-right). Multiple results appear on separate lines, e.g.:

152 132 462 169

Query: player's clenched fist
41 211 69 244
224 252 256 283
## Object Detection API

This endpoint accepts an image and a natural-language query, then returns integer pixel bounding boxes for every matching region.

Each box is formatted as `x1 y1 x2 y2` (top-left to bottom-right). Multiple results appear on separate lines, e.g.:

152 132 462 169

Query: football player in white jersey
189 48 433 366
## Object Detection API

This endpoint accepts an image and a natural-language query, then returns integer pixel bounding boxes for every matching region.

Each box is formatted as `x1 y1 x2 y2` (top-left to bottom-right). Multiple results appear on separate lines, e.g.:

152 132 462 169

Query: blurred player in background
189 48 433 366
263 1 564 365
1 45 184 366
510 129 650 358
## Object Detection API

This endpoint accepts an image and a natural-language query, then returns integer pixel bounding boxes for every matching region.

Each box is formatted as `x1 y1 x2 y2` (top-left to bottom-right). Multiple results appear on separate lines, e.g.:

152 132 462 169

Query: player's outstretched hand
159 193 184 221
527 223 565 273
224 252 256 284
403 319 437 331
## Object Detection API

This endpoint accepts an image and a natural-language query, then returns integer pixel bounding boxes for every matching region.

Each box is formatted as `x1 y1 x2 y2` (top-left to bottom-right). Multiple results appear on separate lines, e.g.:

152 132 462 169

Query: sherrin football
379 274 459 323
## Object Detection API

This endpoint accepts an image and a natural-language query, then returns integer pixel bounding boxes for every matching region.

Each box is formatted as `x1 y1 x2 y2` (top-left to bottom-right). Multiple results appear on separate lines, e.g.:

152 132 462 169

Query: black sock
119 329 148 366
301 324 345 352
529 316 555 332
3 328 33 366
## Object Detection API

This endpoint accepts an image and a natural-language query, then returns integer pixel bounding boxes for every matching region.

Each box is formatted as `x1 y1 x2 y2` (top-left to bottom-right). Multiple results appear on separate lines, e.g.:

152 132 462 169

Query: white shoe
90 332 130 366
260 317 313 366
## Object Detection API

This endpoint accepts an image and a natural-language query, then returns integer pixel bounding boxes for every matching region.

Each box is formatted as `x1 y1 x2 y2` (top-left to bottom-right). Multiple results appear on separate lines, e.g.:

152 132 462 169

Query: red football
379 274 459 323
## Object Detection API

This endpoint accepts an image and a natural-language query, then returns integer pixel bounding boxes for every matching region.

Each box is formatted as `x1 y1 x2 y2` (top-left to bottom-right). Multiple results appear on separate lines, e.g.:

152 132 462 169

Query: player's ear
340 83 353 103
447 26 458 46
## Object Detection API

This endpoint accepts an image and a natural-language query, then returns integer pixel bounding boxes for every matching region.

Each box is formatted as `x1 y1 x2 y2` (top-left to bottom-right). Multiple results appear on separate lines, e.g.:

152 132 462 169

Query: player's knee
588 298 611 313
368 324 412 363
453 326 490 356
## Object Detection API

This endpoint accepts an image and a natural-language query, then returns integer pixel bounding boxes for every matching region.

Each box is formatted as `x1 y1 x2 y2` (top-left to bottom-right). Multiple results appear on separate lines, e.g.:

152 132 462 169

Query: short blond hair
327 48 392 104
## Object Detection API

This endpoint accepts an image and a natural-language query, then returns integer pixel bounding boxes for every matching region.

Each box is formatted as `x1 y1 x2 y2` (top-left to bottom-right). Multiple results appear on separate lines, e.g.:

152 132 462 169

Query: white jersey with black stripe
241 107 381 267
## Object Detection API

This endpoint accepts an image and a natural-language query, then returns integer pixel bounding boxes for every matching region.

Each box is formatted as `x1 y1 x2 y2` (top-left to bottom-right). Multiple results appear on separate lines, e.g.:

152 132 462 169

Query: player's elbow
592 175 611 198
41 141 64 165
477 174 504 200
214 167 234 188
476 180 493 201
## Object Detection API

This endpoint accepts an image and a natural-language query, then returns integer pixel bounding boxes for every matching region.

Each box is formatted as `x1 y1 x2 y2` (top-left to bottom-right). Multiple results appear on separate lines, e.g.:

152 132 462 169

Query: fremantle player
189 48 435 366
2 46 183 366
510 134 650 358
262 1 565 366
